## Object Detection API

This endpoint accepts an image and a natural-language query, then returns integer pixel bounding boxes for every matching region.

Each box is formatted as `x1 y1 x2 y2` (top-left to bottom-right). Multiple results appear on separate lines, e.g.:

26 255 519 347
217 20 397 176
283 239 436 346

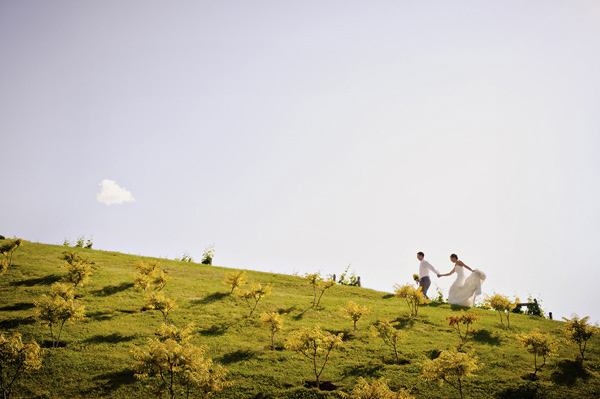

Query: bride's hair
450 254 458 260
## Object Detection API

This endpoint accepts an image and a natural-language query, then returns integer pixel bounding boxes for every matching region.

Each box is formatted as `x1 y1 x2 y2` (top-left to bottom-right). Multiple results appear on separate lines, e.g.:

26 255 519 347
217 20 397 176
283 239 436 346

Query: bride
438 254 486 307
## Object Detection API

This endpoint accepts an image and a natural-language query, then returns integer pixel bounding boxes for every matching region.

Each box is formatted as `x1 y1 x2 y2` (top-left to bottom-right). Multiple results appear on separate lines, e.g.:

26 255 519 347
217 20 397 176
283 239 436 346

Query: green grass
1 240 599 398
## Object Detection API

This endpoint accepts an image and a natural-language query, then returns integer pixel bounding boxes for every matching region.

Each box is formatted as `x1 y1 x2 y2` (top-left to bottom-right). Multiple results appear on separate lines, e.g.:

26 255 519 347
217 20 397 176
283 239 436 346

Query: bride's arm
438 268 456 277
457 260 474 272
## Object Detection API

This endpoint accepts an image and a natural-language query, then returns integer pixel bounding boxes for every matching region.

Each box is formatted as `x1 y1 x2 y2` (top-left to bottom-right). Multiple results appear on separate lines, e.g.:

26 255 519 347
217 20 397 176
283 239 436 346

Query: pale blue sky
1 1 599 323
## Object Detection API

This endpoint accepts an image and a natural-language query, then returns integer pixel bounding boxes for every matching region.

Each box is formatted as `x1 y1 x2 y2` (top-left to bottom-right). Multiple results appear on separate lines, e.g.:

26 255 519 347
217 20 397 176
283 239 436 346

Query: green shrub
421 348 481 399
394 284 428 317
350 377 414 399
562 314 598 363
339 301 371 331
370 318 406 365
0 332 43 399
516 328 560 376
34 283 85 347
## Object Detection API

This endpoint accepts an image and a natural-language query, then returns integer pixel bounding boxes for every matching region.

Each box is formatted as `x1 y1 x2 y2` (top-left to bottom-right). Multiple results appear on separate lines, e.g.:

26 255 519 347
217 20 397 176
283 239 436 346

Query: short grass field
1 240 599 398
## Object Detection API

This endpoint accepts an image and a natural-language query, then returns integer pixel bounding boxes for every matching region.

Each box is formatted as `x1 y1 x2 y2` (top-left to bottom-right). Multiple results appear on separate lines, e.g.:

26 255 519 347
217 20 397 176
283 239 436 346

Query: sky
1 1 599 324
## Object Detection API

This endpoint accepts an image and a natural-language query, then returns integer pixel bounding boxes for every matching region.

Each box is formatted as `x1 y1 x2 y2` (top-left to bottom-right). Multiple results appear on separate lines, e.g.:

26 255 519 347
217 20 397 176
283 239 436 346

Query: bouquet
413 274 420 284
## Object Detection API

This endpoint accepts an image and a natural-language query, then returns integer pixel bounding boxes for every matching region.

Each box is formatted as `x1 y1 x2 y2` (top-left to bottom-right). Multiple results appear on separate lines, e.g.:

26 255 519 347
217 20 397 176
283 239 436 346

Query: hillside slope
1 241 599 398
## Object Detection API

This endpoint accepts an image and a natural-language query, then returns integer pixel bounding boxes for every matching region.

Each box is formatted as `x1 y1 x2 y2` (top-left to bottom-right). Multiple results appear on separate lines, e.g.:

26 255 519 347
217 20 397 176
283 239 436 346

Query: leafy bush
34 283 85 347
350 377 414 399
0 332 43 399
561 314 598 363
260 312 285 350
304 273 335 307
516 328 560 376
284 326 343 390
338 264 360 286
131 323 231 399
223 270 247 294
0 238 23 269
237 282 273 317
201 245 215 265
339 301 371 331
446 311 480 344
176 252 193 262
144 292 177 325
483 294 517 329
370 318 406 365
62 255 94 288
75 236 85 248
133 260 169 292
421 348 482 399
394 284 428 317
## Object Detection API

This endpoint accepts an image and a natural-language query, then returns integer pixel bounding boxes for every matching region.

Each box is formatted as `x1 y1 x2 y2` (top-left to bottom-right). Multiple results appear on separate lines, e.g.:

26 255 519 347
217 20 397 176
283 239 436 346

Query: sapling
350 377 414 399
562 314 599 363
237 283 272 317
34 283 85 347
394 284 429 317
223 270 247 294
421 348 481 399
516 328 560 376
0 238 23 269
133 260 169 292
145 292 177 325
63 259 94 288
483 293 517 329
370 318 406 365
339 301 371 331
0 332 43 399
131 323 231 399
260 312 285 350
284 326 343 390
304 273 335 307
446 311 480 344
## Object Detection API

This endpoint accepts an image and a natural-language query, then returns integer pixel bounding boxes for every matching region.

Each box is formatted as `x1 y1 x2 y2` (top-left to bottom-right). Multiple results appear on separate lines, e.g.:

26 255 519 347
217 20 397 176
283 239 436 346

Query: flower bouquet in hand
413 274 420 285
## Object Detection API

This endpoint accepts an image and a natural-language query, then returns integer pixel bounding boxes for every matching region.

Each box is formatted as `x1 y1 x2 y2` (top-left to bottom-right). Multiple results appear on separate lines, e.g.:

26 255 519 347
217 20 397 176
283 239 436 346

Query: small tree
562 314 599 363
305 273 335 307
516 328 560 376
260 312 285 350
483 294 517 329
394 284 429 317
131 323 232 399
421 348 481 399
63 259 94 288
350 377 414 399
201 245 215 265
34 283 85 347
446 311 480 344
0 332 43 399
370 318 406 365
284 326 343 390
223 270 247 294
339 301 371 331
0 238 23 269
134 260 169 292
145 292 178 325
237 282 272 317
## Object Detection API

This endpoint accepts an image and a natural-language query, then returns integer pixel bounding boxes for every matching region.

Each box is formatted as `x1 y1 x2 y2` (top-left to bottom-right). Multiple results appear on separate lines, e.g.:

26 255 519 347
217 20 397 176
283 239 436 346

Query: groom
416 251 439 299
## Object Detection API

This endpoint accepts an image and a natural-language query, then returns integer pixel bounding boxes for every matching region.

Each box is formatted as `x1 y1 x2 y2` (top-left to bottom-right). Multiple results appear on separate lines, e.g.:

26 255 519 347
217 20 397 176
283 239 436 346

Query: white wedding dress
447 264 486 307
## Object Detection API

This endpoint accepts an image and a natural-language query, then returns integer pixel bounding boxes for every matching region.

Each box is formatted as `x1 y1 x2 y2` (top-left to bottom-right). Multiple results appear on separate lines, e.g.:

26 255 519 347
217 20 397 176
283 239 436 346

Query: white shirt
419 260 439 279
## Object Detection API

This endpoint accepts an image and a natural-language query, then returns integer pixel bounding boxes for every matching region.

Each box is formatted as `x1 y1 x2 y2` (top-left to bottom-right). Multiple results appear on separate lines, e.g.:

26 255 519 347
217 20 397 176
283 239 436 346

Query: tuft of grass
0 240 599 398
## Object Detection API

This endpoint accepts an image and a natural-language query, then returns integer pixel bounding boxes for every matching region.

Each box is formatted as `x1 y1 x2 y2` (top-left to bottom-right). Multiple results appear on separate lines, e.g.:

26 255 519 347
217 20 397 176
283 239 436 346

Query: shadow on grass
550 359 590 386
0 302 35 311
392 315 416 329
191 292 229 305
495 382 542 399
471 329 502 346
10 274 62 287
450 304 470 311
90 282 134 297
0 316 36 329
292 306 313 321
83 333 137 345
217 349 257 365
328 329 353 341
382 294 395 299
426 301 447 307
342 362 385 378
86 368 136 394
426 348 442 360
199 322 233 336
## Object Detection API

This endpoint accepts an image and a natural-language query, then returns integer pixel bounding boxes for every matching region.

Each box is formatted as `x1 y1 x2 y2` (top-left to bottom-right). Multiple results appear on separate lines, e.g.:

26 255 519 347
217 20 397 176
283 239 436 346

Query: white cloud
96 179 135 205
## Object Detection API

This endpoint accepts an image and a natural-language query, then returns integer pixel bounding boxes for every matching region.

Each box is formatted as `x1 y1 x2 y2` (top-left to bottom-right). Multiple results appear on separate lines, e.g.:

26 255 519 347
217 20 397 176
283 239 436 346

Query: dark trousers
419 276 431 299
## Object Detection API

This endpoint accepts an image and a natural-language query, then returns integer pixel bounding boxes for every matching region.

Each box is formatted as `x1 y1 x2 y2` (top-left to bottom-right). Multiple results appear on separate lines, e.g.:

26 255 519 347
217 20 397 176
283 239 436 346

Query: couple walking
417 251 486 307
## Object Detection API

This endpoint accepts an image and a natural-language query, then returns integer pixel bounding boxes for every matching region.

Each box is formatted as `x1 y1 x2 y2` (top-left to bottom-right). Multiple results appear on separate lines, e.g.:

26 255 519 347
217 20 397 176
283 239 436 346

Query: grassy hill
1 240 599 399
